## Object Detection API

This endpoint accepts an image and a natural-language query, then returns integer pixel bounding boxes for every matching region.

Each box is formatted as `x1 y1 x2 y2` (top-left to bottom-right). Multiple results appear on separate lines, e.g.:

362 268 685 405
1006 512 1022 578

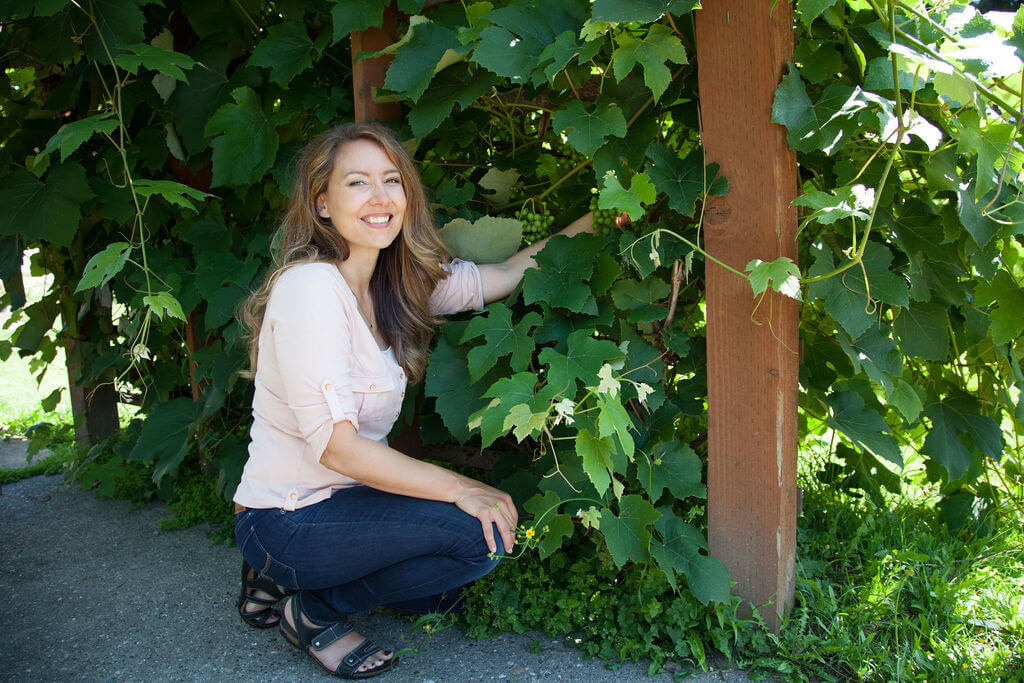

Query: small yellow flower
424 624 432 631
525 527 536 538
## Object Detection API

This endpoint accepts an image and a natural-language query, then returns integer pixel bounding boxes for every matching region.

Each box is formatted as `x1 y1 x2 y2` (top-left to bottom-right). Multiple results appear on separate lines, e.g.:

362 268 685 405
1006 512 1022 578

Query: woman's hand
454 481 519 555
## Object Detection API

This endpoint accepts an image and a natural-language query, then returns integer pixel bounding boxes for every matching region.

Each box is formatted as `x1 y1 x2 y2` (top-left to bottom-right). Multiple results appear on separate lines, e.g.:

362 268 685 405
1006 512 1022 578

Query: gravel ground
0 474 761 682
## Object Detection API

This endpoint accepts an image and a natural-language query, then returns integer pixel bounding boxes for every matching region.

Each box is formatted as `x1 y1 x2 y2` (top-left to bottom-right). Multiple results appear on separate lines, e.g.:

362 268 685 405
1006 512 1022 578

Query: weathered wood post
695 2 799 632
350 2 402 124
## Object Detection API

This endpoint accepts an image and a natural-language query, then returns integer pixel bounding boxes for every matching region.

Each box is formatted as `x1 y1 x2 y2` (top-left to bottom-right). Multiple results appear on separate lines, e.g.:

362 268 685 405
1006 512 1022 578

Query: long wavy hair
240 122 449 383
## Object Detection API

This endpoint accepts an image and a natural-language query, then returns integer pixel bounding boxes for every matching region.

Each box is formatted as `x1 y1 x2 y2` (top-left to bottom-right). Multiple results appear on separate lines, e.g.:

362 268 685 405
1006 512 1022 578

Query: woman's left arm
477 211 594 304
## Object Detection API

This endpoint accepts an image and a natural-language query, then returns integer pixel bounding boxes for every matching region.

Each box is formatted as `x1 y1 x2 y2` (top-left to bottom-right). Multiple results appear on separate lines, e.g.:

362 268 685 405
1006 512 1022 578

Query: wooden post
62 286 120 446
695 2 799 632
350 2 401 123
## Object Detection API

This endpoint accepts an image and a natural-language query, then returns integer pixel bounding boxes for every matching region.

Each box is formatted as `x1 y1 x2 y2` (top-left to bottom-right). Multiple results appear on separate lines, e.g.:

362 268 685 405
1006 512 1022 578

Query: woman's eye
385 177 401 184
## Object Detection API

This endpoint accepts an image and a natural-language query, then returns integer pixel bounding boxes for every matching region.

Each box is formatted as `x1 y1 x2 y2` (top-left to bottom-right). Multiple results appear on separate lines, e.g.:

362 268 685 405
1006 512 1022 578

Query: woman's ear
316 195 330 219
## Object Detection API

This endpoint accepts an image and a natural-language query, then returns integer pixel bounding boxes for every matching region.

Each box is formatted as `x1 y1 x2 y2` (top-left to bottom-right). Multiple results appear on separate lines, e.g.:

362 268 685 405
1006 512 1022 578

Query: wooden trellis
351 0 799 633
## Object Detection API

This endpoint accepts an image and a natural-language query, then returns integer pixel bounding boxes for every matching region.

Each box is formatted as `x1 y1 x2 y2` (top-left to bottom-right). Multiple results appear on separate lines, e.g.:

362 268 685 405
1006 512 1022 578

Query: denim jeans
234 485 501 625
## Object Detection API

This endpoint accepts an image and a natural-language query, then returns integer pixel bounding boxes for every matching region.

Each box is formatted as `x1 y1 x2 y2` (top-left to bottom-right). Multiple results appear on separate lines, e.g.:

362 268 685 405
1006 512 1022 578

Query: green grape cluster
589 195 619 236
516 204 555 244
562 146 585 168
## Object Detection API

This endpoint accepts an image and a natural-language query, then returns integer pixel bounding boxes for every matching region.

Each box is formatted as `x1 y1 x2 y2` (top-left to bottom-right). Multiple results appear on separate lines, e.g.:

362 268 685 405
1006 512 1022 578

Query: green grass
734 455 1024 681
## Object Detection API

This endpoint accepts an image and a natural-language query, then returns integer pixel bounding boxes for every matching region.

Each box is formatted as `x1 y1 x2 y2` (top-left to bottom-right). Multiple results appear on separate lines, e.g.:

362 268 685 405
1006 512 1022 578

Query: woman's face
316 138 407 258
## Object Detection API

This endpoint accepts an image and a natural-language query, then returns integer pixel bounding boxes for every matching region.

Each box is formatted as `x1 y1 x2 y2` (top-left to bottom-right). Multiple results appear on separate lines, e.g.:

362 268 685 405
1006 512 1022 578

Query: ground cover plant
2 0 1024 679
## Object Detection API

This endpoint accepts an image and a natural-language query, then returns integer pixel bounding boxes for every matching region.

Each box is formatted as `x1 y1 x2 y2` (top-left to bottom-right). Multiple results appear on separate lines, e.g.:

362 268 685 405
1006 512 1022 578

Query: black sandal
236 559 289 629
279 594 397 679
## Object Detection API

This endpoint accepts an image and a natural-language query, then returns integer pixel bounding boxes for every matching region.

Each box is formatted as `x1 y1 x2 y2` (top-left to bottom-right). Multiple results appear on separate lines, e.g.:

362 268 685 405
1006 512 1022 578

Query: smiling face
315 138 407 261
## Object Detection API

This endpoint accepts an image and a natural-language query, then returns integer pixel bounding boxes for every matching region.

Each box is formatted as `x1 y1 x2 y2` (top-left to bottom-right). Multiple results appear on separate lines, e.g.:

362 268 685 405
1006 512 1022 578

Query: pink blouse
233 259 484 510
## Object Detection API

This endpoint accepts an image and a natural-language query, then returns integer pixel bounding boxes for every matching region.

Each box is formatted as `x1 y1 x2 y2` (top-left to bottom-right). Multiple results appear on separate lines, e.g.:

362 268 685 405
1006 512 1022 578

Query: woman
232 121 593 679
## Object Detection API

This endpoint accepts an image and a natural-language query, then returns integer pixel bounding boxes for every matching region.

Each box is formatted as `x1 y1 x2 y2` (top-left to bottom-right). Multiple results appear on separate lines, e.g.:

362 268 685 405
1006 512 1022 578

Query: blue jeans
234 485 501 625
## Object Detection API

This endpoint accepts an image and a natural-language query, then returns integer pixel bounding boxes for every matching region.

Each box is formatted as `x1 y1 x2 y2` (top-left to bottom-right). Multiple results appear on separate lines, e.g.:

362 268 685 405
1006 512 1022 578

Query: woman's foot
237 560 288 629
280 595 396 678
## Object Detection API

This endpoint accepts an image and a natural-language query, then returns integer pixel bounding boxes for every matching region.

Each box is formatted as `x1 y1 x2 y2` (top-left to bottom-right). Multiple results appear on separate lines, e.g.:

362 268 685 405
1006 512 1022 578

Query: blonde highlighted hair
240 122 449 383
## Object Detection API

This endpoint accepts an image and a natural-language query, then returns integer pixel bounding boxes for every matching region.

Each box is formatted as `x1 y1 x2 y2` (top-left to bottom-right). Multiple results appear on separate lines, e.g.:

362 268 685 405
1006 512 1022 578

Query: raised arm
476 211 594 304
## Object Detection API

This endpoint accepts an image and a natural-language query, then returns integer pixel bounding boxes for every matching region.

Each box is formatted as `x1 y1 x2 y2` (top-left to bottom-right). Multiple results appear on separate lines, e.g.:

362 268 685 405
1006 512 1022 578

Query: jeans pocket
239 524 299 591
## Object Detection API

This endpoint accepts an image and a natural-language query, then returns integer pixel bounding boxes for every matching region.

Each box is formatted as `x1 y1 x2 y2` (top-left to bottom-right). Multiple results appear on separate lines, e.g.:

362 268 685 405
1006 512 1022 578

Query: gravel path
0 475 759 681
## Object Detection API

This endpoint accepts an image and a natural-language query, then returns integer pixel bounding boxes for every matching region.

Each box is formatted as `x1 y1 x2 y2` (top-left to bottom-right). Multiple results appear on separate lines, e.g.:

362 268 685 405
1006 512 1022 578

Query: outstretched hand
454 482 519 555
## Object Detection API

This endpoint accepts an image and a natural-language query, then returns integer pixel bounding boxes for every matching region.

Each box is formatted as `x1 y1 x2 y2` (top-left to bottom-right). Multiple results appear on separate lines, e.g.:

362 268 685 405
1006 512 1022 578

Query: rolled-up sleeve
265 267 359 461
429 258 485 315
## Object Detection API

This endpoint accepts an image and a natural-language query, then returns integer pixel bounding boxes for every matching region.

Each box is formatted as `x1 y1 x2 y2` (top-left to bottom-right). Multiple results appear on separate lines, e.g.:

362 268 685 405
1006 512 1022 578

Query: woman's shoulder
270 262 352 304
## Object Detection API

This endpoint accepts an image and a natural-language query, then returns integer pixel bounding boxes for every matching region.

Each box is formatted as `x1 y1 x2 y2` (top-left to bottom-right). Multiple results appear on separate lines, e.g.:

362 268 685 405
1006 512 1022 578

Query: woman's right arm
320 421 518 555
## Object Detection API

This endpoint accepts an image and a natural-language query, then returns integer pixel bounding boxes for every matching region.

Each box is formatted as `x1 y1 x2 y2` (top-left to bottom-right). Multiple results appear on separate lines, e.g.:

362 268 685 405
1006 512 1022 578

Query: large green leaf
473 26 537 84
538 329 624 396
425 336 488 442
599 494 660 567
475 372 538 447
650 514 730 603
461 303 541 382
205 87 279 187
551 101 628 157
894 302 950 360
331 0 386 44
826 390 903 466
611 24 687 102
975 271 1024 346
127 398 200 485
637 441 704 502
645 143 727 218
386 20 463 101
923 396 1002 480
598 171 656 221
0 163 93 246
592 0 674 23
40 114 119 162
113 43 197 81
249 22 317 86
576 428 617 496
522 234 607 313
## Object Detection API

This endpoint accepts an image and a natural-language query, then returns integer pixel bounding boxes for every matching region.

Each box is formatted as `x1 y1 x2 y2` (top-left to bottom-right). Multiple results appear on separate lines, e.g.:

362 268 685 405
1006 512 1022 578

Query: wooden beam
695 1 799 632
350 2 401 123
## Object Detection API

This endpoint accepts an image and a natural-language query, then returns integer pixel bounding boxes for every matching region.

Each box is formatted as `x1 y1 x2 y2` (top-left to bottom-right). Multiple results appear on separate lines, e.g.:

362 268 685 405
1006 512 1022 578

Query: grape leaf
592 0 673 23
637 441 705 502
523 234 607 313
797 0 840 28
792 184 874 225
596 394 635 459
599 494 660 567
461 303 541 382
957 181 1000 247
475 372 538 447
598 170 656 221
538 329 624 396
204 87 279 187
826 390 903 466
438 216 523 264
473 26 538 83
502 403 548 441
611 24 687 102
890 378 924 423
0 163 93 246
551 100 628 156
75 242 131 294
113 43 197 81
425 336 488 442
408 67 497 137
127 397 199 485
331 0 386 44
610 276 672 322
143 291 186 321
133 179 211 213
40 114 119 162
923 396 1002 480
806 245 874 340
650 514 730 602
249 22 316 86
645 144 727 218
975 272 1024 346
386 20 463 101
745 258 801 300
576 428 617 495
894 301 950 359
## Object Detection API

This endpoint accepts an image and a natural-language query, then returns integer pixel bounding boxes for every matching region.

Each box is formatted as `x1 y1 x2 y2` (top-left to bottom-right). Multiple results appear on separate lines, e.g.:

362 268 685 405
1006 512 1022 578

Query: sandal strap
336 639 385 678
310 620 356 652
